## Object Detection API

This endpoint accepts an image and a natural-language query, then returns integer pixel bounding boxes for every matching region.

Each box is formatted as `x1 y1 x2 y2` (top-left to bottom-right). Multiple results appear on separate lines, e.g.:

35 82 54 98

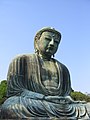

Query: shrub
0 80 7 104
71 91 90 102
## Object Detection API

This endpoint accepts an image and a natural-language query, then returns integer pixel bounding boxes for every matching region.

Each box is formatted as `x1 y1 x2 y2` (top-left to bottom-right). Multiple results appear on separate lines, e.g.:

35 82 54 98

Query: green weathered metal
1 27 90 119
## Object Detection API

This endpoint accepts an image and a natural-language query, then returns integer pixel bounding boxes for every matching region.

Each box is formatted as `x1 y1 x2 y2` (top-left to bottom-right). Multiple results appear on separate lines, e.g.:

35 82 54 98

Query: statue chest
40 59 59 89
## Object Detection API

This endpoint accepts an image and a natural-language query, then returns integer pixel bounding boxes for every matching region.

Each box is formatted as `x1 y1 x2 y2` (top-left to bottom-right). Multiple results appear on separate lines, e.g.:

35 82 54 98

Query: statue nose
49 39 54 46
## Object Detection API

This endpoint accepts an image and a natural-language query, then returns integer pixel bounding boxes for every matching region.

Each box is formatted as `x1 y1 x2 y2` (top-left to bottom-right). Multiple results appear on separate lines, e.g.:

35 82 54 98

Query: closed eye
54 40 59 44
45 37 51 41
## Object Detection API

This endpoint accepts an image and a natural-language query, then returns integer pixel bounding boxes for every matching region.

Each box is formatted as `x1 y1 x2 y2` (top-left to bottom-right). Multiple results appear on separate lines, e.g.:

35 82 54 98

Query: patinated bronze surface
1 27 90 119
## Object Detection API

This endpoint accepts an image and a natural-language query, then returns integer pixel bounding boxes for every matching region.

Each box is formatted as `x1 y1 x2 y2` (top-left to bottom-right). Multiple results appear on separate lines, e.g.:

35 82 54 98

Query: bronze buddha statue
1 27 90 119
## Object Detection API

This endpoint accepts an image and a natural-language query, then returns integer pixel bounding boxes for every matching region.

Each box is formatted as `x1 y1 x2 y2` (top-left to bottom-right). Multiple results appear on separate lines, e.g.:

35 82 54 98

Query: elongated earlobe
35 49 39 55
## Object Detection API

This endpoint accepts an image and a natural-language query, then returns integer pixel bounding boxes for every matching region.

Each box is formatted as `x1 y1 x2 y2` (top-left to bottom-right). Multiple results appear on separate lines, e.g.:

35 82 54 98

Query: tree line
0 80 90 105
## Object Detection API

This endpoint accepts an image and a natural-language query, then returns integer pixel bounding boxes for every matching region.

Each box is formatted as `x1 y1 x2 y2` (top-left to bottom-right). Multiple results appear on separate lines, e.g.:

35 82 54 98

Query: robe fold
7 53 71 97
1 54 90 119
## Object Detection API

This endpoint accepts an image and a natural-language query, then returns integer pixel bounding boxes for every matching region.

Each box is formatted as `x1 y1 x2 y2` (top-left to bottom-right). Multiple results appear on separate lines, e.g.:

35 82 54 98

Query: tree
71 91 90 102
0 80 7 104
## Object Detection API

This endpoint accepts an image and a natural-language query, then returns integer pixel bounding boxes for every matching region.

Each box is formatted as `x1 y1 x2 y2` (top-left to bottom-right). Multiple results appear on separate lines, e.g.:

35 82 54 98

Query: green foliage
0 80 7 104
71 91 90 102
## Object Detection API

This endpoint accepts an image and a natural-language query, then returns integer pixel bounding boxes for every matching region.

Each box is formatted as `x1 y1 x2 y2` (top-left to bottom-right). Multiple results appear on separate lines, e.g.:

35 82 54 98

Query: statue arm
21 89 45 100
7 55 45 100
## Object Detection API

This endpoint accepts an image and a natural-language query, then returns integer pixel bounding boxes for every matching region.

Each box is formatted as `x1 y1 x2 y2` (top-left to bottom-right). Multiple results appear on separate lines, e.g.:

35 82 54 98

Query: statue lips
46 46 54 52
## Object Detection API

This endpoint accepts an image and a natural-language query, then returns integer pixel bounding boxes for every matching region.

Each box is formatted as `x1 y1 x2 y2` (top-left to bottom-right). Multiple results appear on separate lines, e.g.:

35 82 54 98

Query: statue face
37 31 60 57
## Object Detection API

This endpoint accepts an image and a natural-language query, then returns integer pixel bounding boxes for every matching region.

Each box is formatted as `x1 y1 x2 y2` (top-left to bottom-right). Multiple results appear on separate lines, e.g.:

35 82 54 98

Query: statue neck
37 53 52 61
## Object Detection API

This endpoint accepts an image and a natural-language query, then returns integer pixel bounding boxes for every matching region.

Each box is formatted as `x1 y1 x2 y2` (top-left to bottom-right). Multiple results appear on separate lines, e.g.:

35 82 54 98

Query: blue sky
0 0 90 93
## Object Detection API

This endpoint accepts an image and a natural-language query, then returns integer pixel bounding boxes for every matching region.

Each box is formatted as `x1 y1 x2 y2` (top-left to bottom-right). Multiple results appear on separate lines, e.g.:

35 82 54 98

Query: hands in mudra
44 95 86 104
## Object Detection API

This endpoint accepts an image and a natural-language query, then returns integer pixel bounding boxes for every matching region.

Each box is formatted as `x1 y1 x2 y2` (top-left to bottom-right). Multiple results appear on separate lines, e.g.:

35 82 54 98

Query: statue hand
44 96 66 104
44 96 85 104
44 95 62 100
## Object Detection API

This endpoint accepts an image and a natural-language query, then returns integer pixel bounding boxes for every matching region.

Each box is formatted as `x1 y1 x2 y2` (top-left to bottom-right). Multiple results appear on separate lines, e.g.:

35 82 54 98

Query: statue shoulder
7 53 36 77
10 53 35 63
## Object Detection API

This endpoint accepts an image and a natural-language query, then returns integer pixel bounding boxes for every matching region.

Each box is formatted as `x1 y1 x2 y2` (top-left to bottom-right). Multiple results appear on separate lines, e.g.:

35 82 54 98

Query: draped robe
1 54 90 119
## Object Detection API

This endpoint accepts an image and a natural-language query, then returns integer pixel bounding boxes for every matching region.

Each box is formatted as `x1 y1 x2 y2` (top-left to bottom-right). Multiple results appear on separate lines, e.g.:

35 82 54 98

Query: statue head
34 27 61 58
